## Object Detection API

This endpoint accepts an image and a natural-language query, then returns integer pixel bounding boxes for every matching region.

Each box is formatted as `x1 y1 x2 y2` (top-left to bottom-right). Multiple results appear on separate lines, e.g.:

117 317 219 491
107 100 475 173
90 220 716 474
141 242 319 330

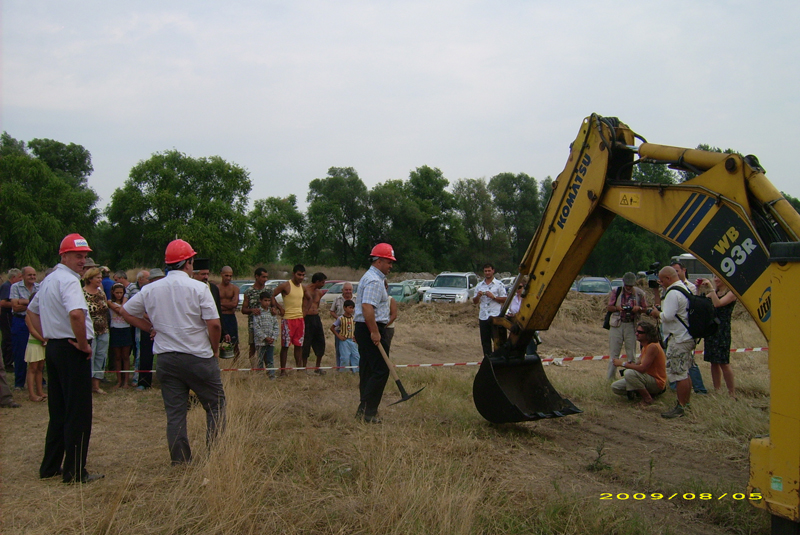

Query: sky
3 0 799 213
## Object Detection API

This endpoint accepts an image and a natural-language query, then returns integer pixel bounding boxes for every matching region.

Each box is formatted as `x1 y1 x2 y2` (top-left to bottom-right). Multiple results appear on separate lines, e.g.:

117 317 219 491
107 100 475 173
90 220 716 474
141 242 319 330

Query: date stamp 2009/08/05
600 492 762 501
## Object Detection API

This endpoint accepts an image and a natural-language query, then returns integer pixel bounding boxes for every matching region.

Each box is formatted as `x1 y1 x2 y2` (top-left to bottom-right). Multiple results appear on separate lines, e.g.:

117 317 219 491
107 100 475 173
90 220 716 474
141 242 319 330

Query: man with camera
606 272 648 380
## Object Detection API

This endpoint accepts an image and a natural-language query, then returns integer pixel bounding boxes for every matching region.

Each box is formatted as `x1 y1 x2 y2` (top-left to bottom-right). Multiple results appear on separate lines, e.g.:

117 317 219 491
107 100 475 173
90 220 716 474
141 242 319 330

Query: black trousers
355 322 389 418
1 312 12 369
138 330 154 389
40 338 93 482
479 318 495 357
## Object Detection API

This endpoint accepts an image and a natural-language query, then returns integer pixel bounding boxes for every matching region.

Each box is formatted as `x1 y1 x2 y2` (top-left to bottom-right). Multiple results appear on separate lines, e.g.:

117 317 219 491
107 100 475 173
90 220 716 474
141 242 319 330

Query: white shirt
28 263 93 340
682 279 697 294
661 280 693 344
508 294 522 316
475 277 507 321
124 270 219 358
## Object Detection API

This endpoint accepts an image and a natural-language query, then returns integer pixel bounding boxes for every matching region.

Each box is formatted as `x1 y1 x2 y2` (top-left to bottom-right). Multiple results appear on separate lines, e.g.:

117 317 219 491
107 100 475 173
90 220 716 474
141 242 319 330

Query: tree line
3 133 800 276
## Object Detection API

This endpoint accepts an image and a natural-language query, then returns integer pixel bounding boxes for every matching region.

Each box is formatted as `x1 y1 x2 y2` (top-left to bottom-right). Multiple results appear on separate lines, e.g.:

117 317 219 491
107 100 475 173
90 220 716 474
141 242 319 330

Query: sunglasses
635 330 646 334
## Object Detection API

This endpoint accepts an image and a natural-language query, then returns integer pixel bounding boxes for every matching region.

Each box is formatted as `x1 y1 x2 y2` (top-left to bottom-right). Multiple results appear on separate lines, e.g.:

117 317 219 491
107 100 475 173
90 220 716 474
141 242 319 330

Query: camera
622 305 633 312
644 261 661 289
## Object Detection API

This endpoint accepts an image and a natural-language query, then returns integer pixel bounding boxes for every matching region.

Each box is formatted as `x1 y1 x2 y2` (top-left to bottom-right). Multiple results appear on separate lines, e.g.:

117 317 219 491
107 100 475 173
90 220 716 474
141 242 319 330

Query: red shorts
281 318 305 347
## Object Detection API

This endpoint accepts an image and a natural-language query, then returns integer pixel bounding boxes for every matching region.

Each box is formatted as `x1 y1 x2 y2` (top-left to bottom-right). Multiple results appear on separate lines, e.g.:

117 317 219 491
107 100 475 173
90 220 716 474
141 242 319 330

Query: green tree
105 150 252 272
488 172 540 266
248 195 305 263
305 167 368 266
28 138 93 188
539 175 554 209
0 133 99 269
453 178 504 266
362 167 467 272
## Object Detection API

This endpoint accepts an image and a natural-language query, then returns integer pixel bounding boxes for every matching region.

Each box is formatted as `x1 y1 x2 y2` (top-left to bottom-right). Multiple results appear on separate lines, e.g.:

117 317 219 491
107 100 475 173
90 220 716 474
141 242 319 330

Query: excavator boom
472 113 800 527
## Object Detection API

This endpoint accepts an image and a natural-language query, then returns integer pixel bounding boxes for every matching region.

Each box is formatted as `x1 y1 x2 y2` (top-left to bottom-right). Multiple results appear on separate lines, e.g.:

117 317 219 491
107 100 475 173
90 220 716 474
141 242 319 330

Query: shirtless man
218 266 240 361
302 272 328 374
273 265 308 376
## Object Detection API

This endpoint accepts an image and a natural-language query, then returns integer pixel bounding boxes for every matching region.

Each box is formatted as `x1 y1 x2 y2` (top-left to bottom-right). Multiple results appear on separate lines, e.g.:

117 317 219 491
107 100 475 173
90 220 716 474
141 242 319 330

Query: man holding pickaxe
354 244 395 423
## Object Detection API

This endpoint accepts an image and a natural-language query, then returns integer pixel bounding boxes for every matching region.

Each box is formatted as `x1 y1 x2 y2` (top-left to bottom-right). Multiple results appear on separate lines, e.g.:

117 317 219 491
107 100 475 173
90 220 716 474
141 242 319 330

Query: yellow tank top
283 281 304 319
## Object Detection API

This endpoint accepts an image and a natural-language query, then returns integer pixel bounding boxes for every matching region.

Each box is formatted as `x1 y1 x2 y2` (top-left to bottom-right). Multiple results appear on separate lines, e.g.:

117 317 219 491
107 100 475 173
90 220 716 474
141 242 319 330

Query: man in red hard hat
121 239 225 465
28 233 103 483
353 243 395 423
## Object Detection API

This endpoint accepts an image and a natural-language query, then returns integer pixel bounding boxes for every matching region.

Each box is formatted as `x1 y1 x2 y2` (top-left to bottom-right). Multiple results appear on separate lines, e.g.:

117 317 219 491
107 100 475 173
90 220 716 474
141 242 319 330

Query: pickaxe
377 343 424 405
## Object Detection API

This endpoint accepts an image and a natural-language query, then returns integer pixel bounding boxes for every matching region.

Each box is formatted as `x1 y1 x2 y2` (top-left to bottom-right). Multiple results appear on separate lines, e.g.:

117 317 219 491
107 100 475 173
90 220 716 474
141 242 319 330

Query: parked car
422 272 479 303
234 280 255 310
320 279 346 297
388 282 421 304
500 276 515 293
417 280 435 297
610 278 624 290
264 279 287 305
576 277 612 295
320 281 359 306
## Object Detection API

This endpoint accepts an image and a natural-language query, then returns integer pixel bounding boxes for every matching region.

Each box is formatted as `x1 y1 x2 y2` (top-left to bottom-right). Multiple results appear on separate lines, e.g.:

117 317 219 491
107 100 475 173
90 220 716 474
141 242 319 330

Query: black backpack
664 285 720 340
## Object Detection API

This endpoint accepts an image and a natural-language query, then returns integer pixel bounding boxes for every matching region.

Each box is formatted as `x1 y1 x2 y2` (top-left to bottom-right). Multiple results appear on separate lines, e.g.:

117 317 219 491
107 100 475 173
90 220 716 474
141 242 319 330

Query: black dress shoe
363 415 382 424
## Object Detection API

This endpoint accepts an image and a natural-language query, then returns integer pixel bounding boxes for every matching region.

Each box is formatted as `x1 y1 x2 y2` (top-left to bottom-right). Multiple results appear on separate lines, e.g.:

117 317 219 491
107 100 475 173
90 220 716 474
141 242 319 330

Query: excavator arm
472 114 800 526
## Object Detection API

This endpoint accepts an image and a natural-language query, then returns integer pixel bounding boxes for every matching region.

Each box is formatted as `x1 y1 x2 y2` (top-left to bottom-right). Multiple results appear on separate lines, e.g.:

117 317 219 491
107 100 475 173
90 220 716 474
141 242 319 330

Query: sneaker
661 403 685 419
363 415 382 424
314 369 326 376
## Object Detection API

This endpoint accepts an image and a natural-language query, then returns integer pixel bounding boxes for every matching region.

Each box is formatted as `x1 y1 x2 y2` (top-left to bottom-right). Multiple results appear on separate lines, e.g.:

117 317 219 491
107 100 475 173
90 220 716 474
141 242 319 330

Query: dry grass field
0 292 772 534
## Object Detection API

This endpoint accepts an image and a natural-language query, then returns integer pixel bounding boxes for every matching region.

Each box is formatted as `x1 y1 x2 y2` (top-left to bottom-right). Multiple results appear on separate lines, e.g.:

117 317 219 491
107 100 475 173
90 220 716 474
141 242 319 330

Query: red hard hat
165 239 197 264
370 243 396 261
59 233 92 254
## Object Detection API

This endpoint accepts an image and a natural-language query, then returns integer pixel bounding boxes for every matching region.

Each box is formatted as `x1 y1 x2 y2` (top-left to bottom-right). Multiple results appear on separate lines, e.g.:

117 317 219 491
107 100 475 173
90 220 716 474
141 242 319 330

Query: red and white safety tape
109 347 769 374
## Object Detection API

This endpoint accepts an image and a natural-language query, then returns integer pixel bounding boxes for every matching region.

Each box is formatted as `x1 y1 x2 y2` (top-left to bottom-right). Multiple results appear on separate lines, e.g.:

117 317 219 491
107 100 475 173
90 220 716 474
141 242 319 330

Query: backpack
664 285 720 340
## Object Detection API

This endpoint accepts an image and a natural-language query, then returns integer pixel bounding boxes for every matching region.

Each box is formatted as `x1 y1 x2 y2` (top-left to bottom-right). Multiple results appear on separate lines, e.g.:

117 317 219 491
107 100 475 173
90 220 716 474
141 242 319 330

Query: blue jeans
257 345 275 377
669 362 707 393
334 338 342 371
92 332 109 380
11 315 29 388
339 339 360 373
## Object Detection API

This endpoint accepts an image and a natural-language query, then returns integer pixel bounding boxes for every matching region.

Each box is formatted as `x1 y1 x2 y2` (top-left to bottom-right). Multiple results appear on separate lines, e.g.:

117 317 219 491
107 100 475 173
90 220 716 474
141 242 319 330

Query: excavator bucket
473 348 581 423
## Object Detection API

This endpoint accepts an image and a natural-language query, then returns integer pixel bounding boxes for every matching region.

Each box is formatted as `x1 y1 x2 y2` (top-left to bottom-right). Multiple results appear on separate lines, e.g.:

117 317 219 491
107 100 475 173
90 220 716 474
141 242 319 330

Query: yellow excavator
472 114 800 531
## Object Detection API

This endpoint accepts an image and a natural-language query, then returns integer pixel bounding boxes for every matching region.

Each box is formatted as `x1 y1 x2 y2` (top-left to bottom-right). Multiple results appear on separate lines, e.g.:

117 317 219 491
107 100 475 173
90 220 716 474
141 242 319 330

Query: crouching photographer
611 322 667 406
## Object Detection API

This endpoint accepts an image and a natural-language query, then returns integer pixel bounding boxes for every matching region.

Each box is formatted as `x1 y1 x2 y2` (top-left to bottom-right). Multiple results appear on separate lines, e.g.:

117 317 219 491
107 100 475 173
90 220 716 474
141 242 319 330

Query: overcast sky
3 1 799 213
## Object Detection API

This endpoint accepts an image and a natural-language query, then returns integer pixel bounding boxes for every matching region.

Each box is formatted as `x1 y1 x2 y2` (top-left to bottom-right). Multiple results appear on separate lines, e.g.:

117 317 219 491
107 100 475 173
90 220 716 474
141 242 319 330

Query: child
330 299 359 373
108 283 133 389
252 290 280 378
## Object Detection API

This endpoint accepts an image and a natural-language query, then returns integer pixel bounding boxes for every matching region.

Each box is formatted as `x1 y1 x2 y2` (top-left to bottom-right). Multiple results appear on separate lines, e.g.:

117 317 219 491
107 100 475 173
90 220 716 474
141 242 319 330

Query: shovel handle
376 341 401 382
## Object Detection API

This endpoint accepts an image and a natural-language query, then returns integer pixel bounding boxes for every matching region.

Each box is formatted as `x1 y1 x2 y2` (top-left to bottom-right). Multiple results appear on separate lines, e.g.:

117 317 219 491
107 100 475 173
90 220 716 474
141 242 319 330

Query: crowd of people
605 259 738 418
1 231 742 485
0 233 403 482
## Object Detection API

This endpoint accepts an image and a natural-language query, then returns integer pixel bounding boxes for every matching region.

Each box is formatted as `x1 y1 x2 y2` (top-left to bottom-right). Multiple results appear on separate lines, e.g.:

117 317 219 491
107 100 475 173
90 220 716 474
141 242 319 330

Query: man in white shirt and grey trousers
122 239 225 465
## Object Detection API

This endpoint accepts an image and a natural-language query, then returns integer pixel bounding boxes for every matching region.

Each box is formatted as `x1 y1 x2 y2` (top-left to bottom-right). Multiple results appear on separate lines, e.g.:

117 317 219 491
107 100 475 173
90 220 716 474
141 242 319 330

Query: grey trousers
156 352 226 464
608 322 637 380
611 369 663 396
